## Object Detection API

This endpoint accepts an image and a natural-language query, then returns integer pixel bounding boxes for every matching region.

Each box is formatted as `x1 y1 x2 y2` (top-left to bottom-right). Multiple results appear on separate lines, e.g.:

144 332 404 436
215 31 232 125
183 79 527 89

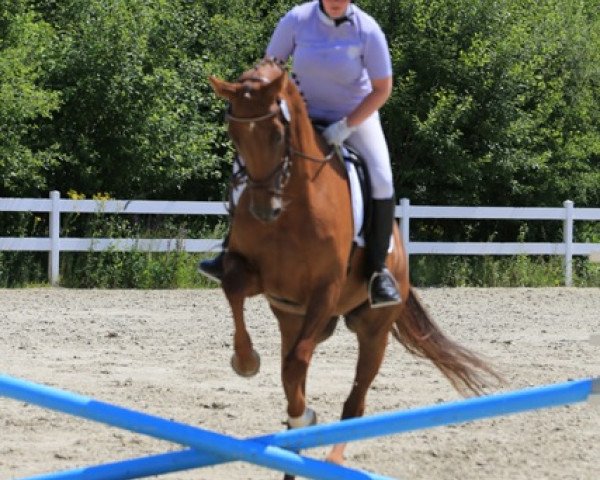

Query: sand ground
1 288 599 479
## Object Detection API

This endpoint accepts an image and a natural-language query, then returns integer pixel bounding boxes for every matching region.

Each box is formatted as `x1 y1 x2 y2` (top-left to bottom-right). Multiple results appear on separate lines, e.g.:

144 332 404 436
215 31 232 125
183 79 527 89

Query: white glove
322 117 356 146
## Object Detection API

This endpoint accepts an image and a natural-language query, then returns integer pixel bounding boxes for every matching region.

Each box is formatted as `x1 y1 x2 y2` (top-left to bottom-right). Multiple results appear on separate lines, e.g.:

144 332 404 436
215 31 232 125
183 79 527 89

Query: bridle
226 98 292 194
225 80 335 195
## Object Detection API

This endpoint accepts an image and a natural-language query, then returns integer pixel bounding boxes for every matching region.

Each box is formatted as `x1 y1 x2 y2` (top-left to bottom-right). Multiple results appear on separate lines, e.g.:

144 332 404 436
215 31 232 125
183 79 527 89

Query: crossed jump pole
1 374 598 480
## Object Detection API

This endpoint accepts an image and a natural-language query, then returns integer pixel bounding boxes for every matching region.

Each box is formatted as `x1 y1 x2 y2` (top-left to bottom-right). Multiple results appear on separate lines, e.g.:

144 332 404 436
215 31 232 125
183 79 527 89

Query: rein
225 95 335 194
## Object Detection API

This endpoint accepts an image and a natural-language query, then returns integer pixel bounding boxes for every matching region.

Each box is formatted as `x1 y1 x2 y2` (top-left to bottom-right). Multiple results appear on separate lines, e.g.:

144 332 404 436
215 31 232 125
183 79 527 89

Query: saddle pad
344 152 392 253
345 159 365 246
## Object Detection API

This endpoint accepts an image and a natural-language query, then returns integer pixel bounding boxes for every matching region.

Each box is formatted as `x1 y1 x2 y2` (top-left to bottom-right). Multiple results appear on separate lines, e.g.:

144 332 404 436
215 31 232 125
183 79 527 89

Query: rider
199 0 400 308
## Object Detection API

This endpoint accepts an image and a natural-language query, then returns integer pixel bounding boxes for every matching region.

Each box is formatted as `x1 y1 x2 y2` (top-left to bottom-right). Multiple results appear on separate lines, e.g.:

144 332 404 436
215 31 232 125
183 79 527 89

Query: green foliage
0 251 45 287
373 0 600 210
59 210 223 288
2 0 598 203
0 0 61 196
34 0 231 199
61 249 211 289
2 0 596 207
411 255 576 287
0 212 46 286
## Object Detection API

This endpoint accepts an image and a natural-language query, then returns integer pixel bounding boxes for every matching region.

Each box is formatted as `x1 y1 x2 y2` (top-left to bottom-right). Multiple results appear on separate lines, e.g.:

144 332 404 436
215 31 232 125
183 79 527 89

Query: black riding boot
366 198 401 308
198 233 229 283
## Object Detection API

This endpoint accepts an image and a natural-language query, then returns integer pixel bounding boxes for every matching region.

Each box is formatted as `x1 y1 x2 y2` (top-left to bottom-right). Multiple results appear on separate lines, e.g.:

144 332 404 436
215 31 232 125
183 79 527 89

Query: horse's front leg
272 307 313 425
275 282 342 421
271 278 343 480
273 304 335 480
222 252 262 377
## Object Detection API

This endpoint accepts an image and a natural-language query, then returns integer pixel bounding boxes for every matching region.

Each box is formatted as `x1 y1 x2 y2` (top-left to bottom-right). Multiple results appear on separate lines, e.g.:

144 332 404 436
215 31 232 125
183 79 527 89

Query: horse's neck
287 93 341 177
288 94 317 149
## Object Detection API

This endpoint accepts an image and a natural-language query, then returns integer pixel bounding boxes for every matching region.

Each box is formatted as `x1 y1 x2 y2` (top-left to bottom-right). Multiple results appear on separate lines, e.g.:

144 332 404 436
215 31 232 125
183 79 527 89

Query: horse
208 58 499 478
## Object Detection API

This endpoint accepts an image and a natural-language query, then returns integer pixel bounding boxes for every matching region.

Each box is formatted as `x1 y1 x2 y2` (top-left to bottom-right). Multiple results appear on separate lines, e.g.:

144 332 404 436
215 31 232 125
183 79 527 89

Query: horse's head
210 60 292 223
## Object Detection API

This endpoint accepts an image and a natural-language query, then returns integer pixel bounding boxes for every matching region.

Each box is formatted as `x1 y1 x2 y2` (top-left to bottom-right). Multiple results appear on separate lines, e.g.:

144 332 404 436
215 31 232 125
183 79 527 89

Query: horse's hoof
231 350 260 377
287 407 317 428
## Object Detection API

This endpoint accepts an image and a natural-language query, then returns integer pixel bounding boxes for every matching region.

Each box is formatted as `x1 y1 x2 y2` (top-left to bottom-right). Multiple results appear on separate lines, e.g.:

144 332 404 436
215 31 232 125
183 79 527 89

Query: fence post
48 190 61 286
563 200 574 287
399 198 411 275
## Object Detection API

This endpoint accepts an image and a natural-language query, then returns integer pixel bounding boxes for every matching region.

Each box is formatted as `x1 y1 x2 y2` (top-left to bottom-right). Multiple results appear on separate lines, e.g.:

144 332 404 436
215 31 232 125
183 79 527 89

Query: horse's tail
392 287 502 395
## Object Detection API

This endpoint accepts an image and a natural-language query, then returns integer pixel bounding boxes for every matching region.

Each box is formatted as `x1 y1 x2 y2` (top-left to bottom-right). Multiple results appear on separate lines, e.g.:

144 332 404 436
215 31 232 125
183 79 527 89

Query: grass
1 251 598 288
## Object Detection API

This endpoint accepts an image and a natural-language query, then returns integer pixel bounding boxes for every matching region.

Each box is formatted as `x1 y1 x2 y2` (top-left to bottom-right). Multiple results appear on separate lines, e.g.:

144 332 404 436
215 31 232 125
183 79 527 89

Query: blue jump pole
21 378 600 480
0 374 392 480
1 375 598 480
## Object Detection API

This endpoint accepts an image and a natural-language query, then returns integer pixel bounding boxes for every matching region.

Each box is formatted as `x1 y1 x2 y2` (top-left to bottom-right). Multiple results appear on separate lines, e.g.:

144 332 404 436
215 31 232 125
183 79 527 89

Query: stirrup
198 252 225 283
368 268 401 308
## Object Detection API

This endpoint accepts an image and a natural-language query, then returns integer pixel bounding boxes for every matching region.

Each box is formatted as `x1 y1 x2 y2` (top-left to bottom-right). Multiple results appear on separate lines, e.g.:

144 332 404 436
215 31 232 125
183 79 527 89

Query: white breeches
345 111 394 200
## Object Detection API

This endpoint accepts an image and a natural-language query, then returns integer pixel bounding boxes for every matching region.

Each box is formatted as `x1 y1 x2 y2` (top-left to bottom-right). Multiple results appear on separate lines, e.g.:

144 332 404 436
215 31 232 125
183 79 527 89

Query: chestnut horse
209 59 497 477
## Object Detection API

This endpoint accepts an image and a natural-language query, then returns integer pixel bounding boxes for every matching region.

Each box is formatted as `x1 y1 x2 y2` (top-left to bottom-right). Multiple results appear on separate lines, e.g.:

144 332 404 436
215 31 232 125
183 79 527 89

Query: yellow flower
93 192 112 201
67 189 86 200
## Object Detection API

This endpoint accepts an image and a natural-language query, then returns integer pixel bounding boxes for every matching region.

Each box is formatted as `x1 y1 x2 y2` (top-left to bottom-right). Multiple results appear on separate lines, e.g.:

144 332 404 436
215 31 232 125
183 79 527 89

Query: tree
0 0 60 196
373 0 599 210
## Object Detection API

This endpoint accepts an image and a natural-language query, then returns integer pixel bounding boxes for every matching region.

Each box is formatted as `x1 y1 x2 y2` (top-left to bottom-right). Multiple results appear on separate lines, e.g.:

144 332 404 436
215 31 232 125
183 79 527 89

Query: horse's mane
256 56 287 71
245 57 287 77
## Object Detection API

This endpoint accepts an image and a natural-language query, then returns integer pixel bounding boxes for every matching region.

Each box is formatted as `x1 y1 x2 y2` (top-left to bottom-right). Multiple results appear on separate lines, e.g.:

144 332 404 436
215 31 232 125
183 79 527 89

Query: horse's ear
209 76 239 101
264 71 287 99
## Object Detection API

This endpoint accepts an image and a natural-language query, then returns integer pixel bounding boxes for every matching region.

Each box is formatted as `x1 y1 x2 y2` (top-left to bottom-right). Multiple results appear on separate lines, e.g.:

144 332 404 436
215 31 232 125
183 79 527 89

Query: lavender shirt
266 1 392 122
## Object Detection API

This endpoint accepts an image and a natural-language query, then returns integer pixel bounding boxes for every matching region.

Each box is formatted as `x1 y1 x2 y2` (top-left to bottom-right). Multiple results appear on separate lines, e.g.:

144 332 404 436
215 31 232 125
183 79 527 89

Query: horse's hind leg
326 307 395 464
222 252 262 377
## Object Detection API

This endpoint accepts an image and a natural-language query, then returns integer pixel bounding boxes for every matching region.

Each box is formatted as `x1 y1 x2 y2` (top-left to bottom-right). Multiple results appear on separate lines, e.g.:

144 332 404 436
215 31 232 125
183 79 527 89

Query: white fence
1 191 599 286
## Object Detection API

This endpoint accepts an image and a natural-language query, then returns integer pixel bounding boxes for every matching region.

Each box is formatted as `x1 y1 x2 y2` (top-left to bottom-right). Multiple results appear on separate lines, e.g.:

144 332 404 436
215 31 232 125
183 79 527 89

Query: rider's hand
322 117 356 146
